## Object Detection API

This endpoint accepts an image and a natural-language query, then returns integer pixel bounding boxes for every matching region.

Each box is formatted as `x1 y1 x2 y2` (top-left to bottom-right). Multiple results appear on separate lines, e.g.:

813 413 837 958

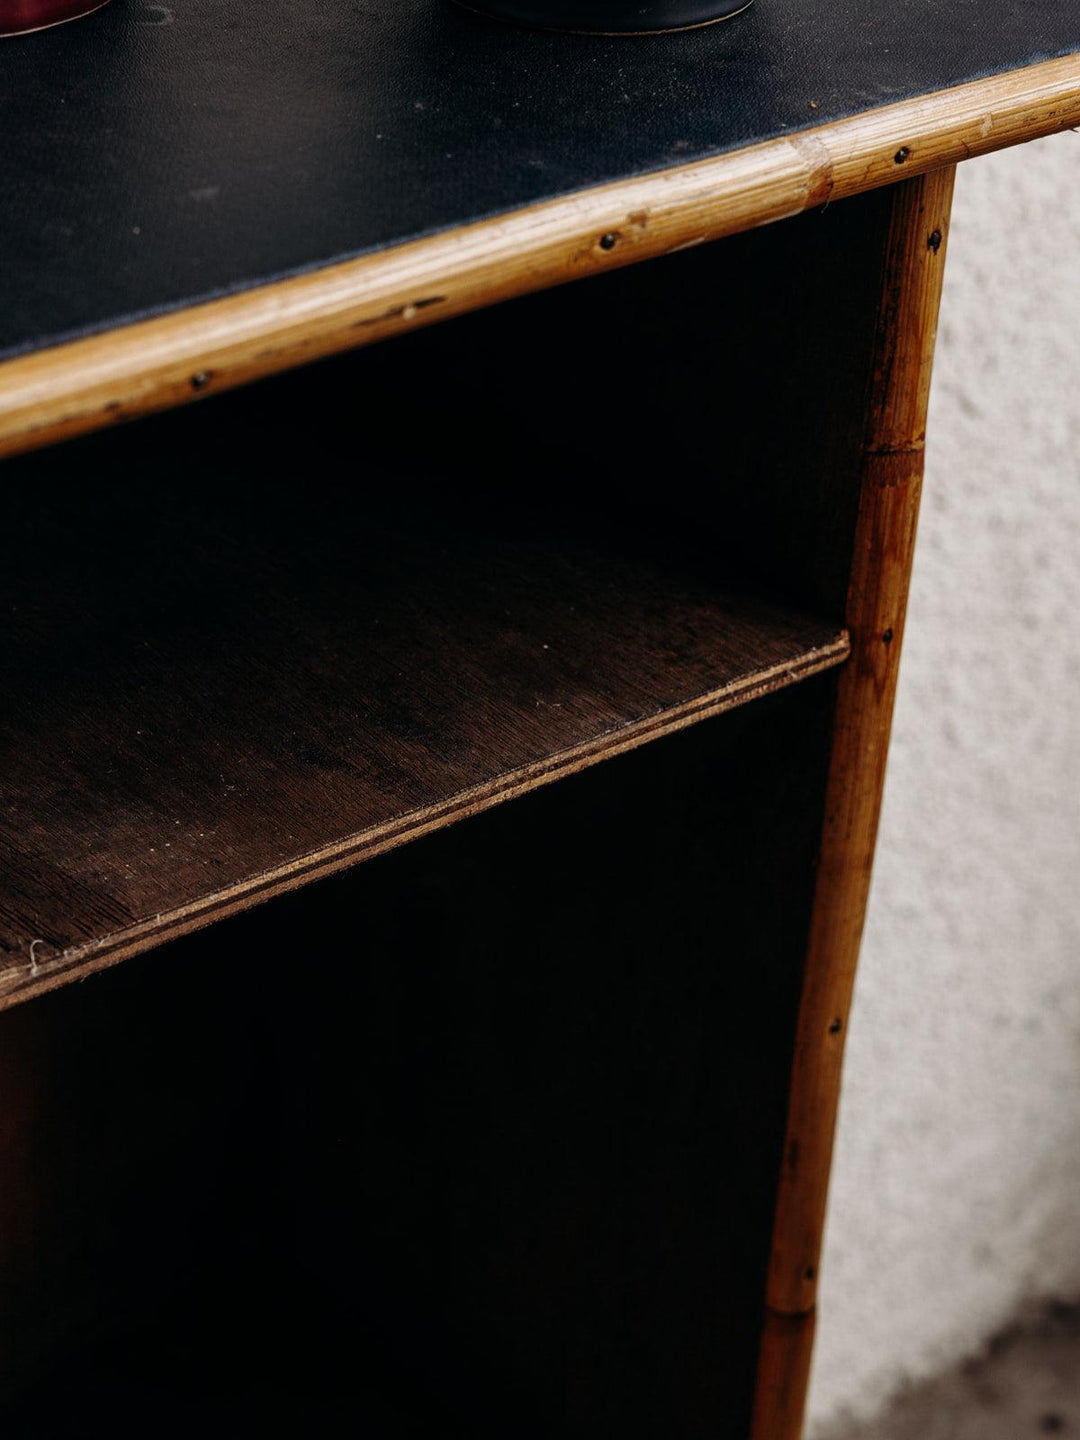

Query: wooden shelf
0 386 847 1008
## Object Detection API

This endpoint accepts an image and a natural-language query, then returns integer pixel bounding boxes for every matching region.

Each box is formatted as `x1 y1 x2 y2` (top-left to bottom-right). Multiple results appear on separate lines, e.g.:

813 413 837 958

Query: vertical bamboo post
751 163 957 1440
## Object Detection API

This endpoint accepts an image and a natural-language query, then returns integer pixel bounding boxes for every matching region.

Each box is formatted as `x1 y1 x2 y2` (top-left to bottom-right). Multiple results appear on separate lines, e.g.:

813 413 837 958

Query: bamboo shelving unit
1 2 1077 1435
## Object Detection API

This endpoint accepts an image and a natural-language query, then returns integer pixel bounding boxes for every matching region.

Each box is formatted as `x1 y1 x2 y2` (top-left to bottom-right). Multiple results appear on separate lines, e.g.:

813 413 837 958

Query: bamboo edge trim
753 1305 818 1440
748 160 956 1440
764 168 956 1321
0 634 849 1012
0 54 1077 458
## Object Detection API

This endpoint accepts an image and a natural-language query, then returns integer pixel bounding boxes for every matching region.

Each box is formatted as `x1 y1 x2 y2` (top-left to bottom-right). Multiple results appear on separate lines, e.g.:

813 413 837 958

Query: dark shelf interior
0 686 835 1439
0 320 846 1006
0 178 914 1009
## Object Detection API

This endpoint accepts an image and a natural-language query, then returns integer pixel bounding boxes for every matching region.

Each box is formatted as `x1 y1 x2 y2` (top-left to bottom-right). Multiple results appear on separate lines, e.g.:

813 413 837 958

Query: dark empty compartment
0 684 833 1438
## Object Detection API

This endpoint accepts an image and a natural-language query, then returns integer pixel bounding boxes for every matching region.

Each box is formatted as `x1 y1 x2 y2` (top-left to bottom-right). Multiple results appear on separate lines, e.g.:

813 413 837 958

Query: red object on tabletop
0 0 112 36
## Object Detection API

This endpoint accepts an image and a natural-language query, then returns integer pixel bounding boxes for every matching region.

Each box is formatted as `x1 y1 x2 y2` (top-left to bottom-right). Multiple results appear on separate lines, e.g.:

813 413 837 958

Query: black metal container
457 0 752 32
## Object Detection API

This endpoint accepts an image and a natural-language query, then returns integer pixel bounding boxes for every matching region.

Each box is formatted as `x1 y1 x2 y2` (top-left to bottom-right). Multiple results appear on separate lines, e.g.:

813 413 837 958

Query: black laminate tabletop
1 0 1078 362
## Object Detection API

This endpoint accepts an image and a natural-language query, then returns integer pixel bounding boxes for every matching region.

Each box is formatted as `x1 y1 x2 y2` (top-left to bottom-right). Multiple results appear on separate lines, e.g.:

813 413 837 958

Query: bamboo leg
750 163 957 1440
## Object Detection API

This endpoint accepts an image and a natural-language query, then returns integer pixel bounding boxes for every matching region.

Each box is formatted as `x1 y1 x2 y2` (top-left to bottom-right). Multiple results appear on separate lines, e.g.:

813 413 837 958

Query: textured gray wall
807 135 1080 1431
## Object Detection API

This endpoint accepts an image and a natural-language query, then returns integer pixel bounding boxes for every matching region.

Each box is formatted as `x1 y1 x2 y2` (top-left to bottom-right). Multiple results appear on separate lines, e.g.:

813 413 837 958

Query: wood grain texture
0 445 847 1011
0 56 1075 460
752 1307 817 1440
751 165 957 1439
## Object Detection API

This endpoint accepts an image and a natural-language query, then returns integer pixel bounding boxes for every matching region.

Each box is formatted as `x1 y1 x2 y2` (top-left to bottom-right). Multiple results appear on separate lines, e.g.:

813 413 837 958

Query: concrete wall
807 135 1080 1432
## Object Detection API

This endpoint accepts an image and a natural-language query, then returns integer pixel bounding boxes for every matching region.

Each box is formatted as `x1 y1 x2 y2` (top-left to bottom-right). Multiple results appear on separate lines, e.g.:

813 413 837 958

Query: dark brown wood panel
0 393 846 1006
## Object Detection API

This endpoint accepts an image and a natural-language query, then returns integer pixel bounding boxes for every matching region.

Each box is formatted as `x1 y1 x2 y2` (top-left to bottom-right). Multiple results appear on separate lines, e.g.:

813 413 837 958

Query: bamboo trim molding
750 165 957 1440
752 1307 817 1440
0 53 1077 458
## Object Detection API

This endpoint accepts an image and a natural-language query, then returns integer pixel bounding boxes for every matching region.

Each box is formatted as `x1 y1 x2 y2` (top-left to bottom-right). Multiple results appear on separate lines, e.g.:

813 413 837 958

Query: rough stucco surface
807 134 1080 1433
